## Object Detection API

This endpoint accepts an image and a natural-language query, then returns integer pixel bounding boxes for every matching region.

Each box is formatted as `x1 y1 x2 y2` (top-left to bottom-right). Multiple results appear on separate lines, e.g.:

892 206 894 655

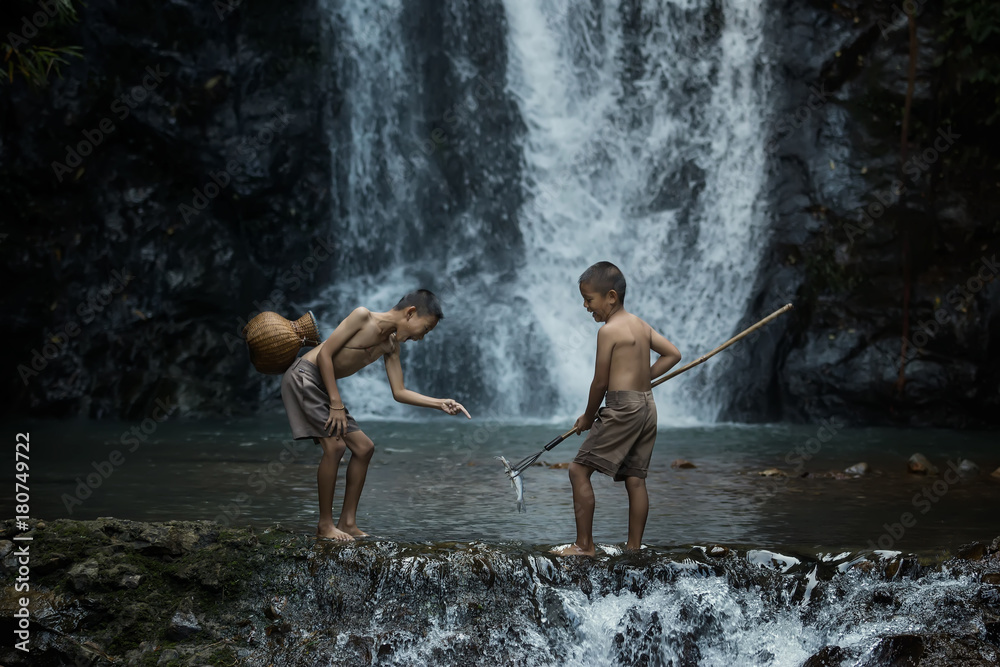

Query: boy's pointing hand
441 399 472 419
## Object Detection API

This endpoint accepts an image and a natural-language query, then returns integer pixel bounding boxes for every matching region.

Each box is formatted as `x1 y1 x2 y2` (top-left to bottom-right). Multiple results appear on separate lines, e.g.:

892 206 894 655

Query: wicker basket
243 310 322 374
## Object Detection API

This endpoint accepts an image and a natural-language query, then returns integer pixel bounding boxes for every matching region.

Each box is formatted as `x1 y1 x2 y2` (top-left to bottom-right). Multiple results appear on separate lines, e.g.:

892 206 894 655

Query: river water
17 417 999 553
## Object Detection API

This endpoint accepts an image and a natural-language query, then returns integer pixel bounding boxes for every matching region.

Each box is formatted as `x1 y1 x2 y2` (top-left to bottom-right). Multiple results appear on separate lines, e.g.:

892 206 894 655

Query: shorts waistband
605 390 654 406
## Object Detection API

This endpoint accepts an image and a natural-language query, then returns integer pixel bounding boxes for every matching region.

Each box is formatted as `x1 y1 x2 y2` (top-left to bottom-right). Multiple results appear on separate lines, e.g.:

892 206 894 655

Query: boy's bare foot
316 524 354 541
336 522 369 538
551 543 596 556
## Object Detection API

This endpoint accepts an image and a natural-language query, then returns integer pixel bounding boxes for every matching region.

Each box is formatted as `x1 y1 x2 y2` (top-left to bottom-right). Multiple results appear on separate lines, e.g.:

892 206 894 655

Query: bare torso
301 311 397 378
604 312 653 392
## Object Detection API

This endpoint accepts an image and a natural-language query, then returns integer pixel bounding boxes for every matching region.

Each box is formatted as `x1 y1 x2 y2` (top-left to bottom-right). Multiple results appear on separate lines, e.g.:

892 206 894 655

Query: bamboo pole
651 303 794 388
509 303 795 476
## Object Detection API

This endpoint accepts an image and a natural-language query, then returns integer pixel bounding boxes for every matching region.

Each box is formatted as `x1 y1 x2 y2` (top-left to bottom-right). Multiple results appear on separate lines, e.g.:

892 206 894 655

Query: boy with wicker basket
278 289 470 541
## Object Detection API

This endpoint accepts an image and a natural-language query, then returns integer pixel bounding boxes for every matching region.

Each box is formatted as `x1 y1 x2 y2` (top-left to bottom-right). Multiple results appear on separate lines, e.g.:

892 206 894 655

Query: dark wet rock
983 573 1000 586
991 467 1000 481
801 645 850 667
166 610 201 640
67 559 100 593
959 543 988 561
2 518 1000 666
957 459 980 475
155 648 179 664
908 453 938 475
759 468 787 477
671 459 697 469
845 462 870 475
860 634 924 665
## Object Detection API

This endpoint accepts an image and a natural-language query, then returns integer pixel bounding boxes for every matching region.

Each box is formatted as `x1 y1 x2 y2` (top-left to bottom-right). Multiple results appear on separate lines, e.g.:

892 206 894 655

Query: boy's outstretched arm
649 327 682 381
574 328 614 434
383 352 471 418
317 307 369 435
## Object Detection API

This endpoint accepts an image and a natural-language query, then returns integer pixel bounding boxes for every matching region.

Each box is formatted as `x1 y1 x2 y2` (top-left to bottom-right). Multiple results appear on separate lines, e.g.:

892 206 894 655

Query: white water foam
314 0 774 423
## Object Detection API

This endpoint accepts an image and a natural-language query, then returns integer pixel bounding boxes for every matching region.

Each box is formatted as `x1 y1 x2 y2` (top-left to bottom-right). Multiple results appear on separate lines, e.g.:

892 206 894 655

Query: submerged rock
845 462 870 475
957 459 980 475
759 468 787 477
671 459 697 469
908 453 938 475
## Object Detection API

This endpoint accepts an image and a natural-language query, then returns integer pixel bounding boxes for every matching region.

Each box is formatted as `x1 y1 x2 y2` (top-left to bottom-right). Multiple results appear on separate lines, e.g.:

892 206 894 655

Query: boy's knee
568 462 592 481
322 437 347 457
355 437 375 462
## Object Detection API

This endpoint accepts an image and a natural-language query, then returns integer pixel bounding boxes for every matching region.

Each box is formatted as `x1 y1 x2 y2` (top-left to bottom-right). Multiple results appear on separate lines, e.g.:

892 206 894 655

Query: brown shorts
280 356 360 440
573 390 657 481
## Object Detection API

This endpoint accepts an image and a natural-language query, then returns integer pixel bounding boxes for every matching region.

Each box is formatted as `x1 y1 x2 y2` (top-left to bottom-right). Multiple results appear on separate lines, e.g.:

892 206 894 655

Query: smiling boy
554 262 682 556
281 289 471 541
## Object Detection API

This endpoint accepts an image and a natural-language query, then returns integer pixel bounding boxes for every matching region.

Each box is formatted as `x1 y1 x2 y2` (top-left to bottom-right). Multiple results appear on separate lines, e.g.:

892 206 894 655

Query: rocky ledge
1 518 999 666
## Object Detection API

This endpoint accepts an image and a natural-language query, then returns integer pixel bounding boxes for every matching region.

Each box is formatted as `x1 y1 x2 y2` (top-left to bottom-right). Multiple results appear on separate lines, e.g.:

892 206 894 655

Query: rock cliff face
1 0 997 426
720 0 1000 427
2 0 333 419
2 518 999 666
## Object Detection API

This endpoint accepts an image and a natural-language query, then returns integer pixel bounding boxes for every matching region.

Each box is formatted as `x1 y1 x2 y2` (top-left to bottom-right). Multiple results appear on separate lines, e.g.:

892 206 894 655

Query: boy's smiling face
397 310 438 343
580 281 618 322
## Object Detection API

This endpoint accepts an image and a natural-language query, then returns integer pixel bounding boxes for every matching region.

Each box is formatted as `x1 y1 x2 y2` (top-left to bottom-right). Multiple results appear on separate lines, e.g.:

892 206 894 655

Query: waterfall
313 0 773 423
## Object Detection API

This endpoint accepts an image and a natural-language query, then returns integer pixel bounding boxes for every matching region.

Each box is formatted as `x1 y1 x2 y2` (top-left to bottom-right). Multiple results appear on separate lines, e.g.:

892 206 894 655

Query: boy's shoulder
599 311 648 334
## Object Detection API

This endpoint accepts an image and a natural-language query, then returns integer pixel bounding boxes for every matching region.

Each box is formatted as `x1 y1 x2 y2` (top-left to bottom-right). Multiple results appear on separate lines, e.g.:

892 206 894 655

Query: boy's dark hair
392 289 444 320
579 261 627 305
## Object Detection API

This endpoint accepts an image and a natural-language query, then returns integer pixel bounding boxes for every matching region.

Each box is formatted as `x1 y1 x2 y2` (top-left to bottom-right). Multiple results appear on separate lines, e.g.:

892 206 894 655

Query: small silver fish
496 455 526 513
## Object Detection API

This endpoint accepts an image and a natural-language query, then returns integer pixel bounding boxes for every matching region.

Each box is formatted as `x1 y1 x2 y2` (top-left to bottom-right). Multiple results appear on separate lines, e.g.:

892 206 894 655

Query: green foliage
936 0 1000 124
1 0 83 87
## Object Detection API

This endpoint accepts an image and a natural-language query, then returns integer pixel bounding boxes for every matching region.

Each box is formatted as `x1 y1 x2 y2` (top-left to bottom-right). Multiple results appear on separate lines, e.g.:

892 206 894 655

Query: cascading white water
313 0 772 423
502 0 773 423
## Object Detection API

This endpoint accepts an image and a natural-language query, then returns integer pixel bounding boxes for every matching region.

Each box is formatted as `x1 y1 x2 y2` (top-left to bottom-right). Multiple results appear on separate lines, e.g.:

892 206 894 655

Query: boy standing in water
281 289 470 541
554 262 682 556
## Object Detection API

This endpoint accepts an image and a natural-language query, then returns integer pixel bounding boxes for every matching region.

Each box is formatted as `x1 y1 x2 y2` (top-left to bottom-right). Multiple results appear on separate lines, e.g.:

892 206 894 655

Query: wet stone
67 559 100 593
860 635 925 666
957 459 980 475
845 462 870 475
908 453 938 475
167 610 202 640
156 648 180 665
759 468 786 477
959 543 987 561
671 459 696 469
802 644 852 666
